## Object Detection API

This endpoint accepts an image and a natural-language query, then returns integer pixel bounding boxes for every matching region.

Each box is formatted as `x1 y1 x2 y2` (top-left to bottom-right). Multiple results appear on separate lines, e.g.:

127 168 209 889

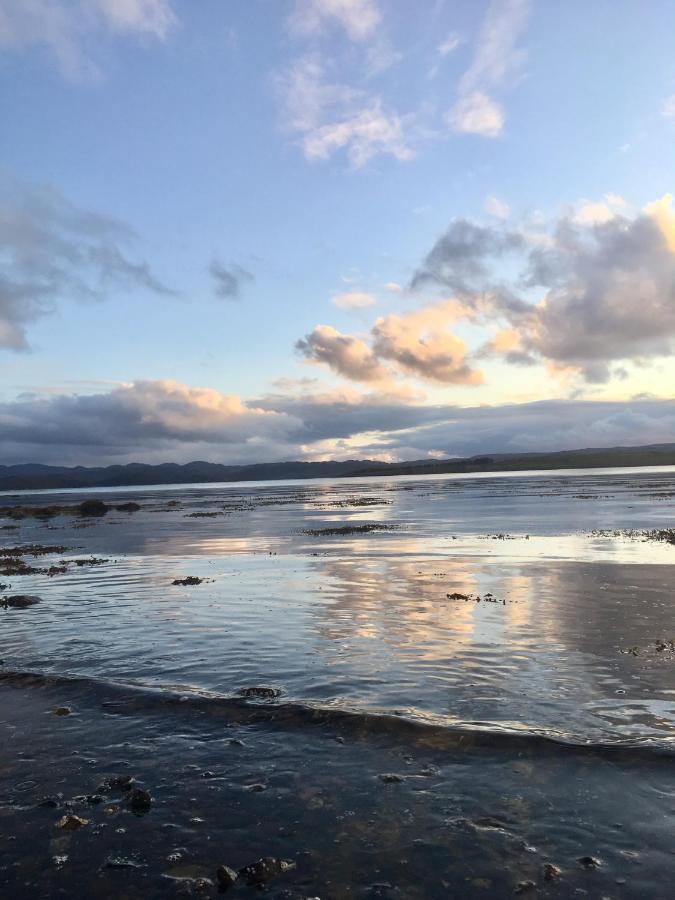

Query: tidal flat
1 467 675 898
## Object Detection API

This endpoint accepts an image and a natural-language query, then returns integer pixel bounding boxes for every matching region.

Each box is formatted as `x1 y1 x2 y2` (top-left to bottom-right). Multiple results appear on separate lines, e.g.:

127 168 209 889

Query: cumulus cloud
0 177 173 351
411 218 525 294
296 324 390 381
447 0 530 137
296 302 482 386
278 54 413 167
0 0 177 78
412 193 675 382
209 259 254 300
331 290 376 310
372 303 483 385
447 91 504 137
0 379 301 466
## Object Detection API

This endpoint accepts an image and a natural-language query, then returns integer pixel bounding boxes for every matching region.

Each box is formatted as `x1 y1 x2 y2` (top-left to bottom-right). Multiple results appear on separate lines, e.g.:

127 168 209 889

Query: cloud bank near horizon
1 378 673 467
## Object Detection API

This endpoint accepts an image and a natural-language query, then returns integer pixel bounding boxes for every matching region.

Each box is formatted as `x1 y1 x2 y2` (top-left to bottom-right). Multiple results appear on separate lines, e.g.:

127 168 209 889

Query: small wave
2 668 675 762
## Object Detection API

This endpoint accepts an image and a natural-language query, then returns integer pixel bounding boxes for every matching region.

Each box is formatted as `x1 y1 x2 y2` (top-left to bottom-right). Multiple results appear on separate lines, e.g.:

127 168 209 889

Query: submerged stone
125 787 152 814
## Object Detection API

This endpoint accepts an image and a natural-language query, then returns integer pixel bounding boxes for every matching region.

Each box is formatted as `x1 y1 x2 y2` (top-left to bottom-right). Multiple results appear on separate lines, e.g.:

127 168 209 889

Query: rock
104 855 145 869
2 595 41 609
125 787 152 814
369 884 400 898
172 576 203 586
378 773 404 783
38 796 61 808
115 502 141 512
514 882 536 895
238 686 281 699
543 863 561 881
578 856 601 869
53 706 71 716
239 857 295 886
215 864 239 890
98 774 135 793
56 814 89 830
78 499 108 517
246 783 267 792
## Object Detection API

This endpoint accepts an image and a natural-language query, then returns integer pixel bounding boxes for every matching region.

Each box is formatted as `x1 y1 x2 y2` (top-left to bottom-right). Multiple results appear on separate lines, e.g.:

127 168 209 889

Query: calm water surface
2 467 675 898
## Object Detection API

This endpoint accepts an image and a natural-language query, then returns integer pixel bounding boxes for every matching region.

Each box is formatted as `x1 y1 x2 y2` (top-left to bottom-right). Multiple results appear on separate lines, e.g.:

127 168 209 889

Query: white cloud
279 55 414 167
447 91 504 137
661 94 675 119
384 281 403 293
0 0 176 78
485 195 510 219
332 290 377 310
572 201 616 225
438 32 461 56
447 0 530 138
289 0 382 43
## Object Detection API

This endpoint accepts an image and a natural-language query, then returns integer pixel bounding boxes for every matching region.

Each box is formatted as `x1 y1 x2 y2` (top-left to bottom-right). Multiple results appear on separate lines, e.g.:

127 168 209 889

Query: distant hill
0 443 674 492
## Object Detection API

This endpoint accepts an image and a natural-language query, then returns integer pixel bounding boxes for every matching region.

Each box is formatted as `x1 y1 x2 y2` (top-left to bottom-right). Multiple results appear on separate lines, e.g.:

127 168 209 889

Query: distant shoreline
1 442 674 494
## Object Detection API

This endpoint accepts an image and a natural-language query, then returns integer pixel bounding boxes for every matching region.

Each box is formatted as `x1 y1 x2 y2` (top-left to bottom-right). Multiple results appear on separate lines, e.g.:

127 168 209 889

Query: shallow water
1 468 675 897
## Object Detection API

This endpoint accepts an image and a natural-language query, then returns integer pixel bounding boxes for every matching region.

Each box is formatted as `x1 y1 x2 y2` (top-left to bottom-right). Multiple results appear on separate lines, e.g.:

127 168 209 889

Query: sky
1 0 675 467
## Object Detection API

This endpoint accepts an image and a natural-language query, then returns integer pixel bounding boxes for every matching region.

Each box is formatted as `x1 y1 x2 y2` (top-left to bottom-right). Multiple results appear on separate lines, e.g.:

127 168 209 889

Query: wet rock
514 882 536 895
578 856 601 869
369 884 400 898
246 782 267 792
78 499 108 517
98 774 135 793
115 502 141 512
74 794 105 805
543 863 561 881
125 787 153 814
172 576 204 586
38 795 62 808
215 864 239 891
238 686 282 699
53 706 71 717
105 855 145 869
2 594 41 609
239 857 295 886
56 814 89 830
378 773 404 783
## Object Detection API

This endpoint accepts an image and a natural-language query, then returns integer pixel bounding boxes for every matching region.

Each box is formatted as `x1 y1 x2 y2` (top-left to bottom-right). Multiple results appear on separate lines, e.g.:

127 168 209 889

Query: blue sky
1 0 675 465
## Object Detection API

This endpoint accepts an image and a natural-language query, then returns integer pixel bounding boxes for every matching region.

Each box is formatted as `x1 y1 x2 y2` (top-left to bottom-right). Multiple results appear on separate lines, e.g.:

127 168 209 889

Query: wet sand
1 468 675 898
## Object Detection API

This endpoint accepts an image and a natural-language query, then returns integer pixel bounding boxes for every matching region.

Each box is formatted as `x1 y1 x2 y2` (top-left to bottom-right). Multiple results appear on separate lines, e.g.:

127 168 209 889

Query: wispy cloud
278 54 413 167
0 176 173 351
331 290 377 310
209 260 254 300
0 0 177 78
289 0 382 43
447 0 530 137
661 94 675 119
